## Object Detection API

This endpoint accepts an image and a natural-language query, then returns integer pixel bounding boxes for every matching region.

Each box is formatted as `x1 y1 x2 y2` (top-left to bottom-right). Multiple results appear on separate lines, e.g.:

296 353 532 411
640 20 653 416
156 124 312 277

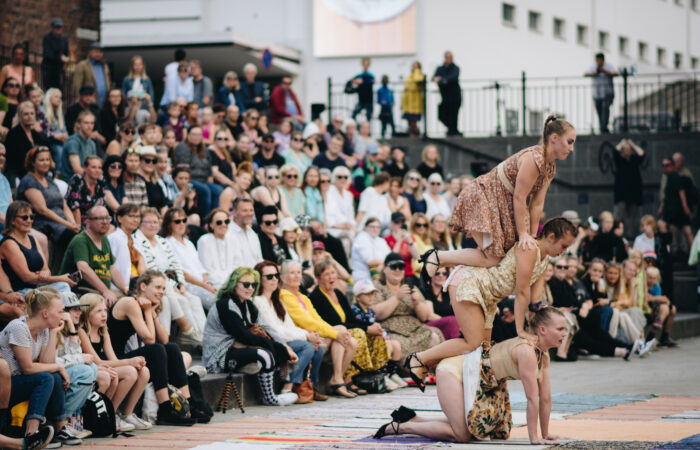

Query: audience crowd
0 28 691 448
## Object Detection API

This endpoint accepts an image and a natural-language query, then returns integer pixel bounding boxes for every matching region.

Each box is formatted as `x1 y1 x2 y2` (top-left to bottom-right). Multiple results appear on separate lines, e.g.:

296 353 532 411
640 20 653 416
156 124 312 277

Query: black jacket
309 286 367 331
256 228 291 265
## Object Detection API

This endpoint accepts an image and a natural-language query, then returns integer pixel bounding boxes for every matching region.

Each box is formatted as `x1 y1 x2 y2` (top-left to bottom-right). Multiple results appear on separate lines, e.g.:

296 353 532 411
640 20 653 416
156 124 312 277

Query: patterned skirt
466 343 512 440
344 328 390 378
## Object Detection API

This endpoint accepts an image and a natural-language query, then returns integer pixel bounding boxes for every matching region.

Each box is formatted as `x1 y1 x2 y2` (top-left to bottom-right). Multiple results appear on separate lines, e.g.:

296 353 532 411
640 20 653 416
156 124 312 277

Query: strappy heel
418 249 440 288
403 353 427 392
391 405 416 423
373 420 399 439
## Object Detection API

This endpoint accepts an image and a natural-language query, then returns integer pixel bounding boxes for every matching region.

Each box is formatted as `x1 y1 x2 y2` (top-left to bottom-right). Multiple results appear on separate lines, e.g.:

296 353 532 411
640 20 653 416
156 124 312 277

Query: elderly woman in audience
162 207 218 308
197 208 237 287
203 267 299 406
280 260 359 398
175 125 221 216
402 170 427 215
132 207 206 343
409 213 432 277
107 204 146 289
424 173 451 219
372 252 443 360
18 147 79 263
253 261 327 402
0 201 75 295
351 217 391 283
103 154 126 205
386 176 412 220
310 258 392 394
419 267 461 340
279 164 305 218
325 166 356 250
251 165 290 222
108 270 209 424
65 155 119 227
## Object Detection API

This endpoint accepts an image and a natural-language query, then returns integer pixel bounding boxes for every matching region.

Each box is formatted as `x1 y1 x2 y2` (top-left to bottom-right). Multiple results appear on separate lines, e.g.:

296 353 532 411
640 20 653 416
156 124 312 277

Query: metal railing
327 70 700 137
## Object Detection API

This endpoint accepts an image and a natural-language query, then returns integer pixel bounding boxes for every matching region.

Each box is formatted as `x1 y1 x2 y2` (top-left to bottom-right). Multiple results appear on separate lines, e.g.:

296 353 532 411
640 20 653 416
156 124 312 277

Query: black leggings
573 327 629 357
225 347 276 373
124 343 188 391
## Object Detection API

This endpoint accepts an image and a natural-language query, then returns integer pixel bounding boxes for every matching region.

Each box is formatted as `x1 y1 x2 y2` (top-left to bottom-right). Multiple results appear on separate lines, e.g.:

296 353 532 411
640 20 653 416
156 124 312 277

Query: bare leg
96 367 111 394
0 359 10 408
328 340 354 397
24 418 40 435
122 367 149 415
219 187 234 212
111 366 138 412
682 225 694 252
182 351 192 369
176 317 192 333
0 435 23 449
424 232 502 277
663 305 676 333
387 340 402 361
412 297 486 379
105 371 119 400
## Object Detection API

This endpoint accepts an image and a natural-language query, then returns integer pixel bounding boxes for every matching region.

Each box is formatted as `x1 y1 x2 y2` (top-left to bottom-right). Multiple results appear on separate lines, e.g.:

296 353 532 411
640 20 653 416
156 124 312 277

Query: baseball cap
61 292 88 309
365 143 379 155
384 252 403 266
312 241 325 251
561 210 581 225
391 212 406 223
353 279 378 297
51 18 63 28
643 250 657 261
89 42 102 50
79 85 95 95
279 217 300 233
138 145 157 157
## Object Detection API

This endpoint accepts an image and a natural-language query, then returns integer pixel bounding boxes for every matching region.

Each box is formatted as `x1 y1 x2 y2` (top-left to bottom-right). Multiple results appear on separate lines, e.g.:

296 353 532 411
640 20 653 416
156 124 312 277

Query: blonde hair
26 286 60 318
646 266 661 282
43 88 65 132
79 293 108 337
640 214 657 233
128 55 148 79
402 170 424 201
421 144 440 164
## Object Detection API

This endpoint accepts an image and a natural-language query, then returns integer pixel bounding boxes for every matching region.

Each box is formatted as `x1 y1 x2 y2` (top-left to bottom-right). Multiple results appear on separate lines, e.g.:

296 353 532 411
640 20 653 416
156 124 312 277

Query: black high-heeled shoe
403 353 427 392
373 420 399 439
418 249 440 288
391 405 416 423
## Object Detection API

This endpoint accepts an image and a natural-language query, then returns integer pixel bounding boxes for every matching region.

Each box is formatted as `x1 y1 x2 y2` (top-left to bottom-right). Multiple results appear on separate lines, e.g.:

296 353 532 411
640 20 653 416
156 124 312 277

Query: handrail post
521 71 527 136
422 72 428 139
327 77 332 125
622 67 629 133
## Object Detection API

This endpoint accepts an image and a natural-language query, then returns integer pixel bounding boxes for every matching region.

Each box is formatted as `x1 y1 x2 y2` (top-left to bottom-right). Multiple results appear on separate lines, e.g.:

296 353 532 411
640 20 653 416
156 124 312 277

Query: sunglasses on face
239 281 258 289
267 175 280 180
414 223 428 229
142 158 157 165
336 175 348 180
6 84 19 88
409 176 420 181
555 265 569 270
320 179 330 184
215 137 228 141
88 216 111 222
109 163 123 170
388 262 406 271
18 214 36 221
430 182 441 186
263 273 280 280
249 116 259 120
263 138 274 143
435 270 449 276
263 220 278 226
172 218 186 224
122 129 134 135
292 137 303 142
214 219 231 226
285 174 298 179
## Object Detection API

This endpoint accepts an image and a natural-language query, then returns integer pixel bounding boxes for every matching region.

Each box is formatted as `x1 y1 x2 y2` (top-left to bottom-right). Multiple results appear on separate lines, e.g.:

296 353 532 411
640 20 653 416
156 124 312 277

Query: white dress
325 184 356 239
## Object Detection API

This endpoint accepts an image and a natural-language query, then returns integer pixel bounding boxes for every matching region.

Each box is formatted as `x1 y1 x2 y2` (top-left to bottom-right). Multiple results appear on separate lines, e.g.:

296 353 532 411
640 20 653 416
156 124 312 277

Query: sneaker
390 373 408 388
64 425 91 439
264 392 298 406
631 338 643 355
156 403 195 426
52 427 82 446
188 365 207 379
384 375 398 391
120 413 153 430
238 363 261 375
176 328 203 349
659 337 679 347
116 415 136 432
24 426 54 450
639 339 656 358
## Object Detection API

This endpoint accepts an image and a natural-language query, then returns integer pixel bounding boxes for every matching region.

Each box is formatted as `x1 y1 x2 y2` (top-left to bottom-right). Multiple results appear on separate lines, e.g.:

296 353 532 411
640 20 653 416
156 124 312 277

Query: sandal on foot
328 383 357 398
391 405 416 423
373 421 399 439
418 249 440 288
346 383 368 395
403 353 427 392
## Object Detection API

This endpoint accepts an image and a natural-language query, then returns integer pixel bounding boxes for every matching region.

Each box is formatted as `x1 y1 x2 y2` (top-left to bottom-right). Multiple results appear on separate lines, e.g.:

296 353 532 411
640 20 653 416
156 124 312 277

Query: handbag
292 379 314 404
352 370 387 394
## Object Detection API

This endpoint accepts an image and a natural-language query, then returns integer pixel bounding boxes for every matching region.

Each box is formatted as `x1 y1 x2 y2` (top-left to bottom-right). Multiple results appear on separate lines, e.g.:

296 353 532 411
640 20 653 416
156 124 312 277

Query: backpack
82 391 117 437
187 372 213 418
168 385 191 417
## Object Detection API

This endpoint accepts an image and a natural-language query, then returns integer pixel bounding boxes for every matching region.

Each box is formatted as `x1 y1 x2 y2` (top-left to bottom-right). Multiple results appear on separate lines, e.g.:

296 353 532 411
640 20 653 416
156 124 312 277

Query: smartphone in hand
68 270 82 284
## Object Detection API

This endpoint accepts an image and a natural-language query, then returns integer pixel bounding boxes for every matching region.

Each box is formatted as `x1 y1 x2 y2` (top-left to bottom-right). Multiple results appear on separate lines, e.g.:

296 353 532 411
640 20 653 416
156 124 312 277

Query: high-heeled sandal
391 405 416 423
418 249 440 288
403 353 427 392
373 420 399 439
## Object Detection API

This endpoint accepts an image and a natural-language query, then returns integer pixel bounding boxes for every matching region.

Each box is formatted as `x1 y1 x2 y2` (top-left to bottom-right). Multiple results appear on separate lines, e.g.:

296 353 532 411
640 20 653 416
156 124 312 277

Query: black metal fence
328 70 700 137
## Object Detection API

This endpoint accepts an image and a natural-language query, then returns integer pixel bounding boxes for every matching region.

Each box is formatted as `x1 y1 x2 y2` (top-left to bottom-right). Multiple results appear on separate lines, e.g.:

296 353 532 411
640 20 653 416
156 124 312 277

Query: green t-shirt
60 231 114 290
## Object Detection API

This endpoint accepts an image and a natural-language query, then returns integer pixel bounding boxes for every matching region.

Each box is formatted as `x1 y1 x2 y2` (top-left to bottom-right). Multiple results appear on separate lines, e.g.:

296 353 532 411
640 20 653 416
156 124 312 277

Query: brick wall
0 0 100 79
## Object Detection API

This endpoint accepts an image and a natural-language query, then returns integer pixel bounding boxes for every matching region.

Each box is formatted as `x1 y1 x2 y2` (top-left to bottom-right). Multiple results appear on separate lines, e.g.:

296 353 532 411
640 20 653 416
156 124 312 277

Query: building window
553 17 565 39
502 3 516 25
576 24 588 45
618 36 629 56
657 47 667 66
528 11 541 32
692 57 699 69
638 41 648 61
674 52 682 69
598 31 609 50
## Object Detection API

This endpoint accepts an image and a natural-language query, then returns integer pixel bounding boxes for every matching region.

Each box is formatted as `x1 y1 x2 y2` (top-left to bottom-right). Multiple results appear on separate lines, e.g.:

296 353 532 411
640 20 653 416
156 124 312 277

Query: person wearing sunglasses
401 170 427 215
0 77 21 134
424 173 451 220
102 154 126 204
208 129 237 189
253 261 327 403
279 164 305 218
197 208 239 288
409 213 433 276
65 155 119 227
253 132 285 169
325 166 356 252
105 119 136 157
418 266 460 340
270 74 303 128
250 166 290 223
281 131 311 176
203 266 299 406
255 206 290 265
136 146 170 213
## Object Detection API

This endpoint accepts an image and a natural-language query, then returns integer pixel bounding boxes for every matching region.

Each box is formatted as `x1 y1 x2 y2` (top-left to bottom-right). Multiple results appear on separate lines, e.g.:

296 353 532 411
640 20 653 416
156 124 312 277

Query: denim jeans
10 372 66 423
287 340 324 384
594 95 614 132
64 364 97 417
191 180 224 216
19 282 72 297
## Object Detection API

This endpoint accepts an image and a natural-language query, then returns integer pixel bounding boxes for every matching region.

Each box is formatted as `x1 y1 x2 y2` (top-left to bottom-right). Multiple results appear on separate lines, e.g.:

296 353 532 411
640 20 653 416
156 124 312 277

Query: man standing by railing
432 51 461 136
585 53 618 134
42 18 69 90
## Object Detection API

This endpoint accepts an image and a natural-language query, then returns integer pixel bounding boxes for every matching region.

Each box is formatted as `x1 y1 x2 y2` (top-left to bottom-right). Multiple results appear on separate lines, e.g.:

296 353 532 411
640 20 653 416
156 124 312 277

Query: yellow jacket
280 289 338 339
401 69 425 115
411 234 432 275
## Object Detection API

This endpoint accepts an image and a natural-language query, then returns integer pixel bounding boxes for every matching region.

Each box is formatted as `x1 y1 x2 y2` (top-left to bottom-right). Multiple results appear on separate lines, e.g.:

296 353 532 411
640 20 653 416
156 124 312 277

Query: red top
384 234 415 277
270 85 303 124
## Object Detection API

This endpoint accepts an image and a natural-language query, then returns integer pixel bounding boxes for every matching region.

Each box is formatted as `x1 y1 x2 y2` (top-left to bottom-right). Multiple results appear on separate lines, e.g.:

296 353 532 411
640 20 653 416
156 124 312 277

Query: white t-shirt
425 193 452 219
166 236 207 281
108 228 134 290
632 233 655 254
0 317 49 375
357 187 391 228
